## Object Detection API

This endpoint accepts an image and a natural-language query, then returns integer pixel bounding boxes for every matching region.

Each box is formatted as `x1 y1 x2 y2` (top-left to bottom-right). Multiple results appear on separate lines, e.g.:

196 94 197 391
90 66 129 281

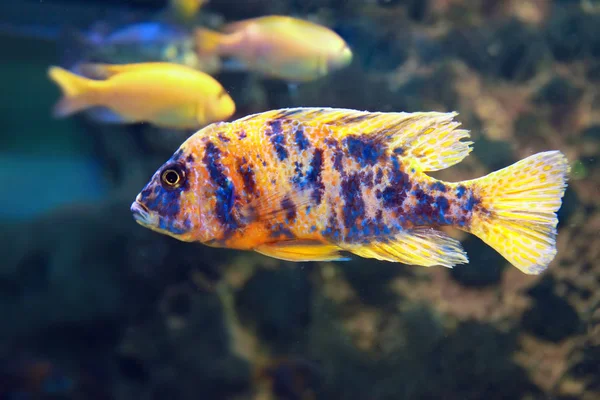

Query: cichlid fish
131 108 569 274
194 16 352 82
48 62 235 129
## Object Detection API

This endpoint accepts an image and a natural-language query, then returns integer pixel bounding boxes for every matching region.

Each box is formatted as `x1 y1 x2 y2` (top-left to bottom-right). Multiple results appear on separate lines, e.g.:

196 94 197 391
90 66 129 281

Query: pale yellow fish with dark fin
195 15 353 82
48 62 235 129
131 107 570 275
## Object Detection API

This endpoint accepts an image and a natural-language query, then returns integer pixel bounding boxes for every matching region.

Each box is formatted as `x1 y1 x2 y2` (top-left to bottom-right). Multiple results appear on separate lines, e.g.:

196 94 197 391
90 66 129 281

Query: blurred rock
333 17 410 73
534 76 583 107
444 19 549 82
450 236 506 287
587 61 600 82
514 112 554 147
522 276 582 342
421 321 541 399
472 135 516 172
339 259 410 307
235 268 312 352
557 187 580 229
546 8 600 62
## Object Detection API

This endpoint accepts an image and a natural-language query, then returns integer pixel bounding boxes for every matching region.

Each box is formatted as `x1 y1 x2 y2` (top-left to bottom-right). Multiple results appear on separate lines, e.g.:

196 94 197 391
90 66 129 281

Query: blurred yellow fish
48 62 235 129
195 16 352 82
171 0 207 21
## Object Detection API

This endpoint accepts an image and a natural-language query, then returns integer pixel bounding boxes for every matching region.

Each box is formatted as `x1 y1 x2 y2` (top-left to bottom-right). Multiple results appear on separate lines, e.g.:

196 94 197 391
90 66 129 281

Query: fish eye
160 164 185 189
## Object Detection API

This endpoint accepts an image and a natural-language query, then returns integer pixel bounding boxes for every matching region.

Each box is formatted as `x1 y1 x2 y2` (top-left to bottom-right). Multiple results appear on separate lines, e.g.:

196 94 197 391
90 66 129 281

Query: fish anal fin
343 228 468 268
237 108 472 171
255 240 349 262
85 106 129 124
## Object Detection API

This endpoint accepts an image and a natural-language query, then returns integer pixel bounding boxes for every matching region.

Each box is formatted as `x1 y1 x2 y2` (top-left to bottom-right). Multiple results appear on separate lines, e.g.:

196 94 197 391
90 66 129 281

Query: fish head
201 88 236 124
131 147 204 242
328 43 353 71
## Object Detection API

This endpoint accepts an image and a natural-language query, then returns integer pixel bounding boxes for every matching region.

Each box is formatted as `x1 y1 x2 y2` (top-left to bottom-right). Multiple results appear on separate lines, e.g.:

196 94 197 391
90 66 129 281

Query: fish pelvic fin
237 108 472 171
194 27 225 56
255 240 349 262
48 66 100 118
466 151 570 275
343 228 468 268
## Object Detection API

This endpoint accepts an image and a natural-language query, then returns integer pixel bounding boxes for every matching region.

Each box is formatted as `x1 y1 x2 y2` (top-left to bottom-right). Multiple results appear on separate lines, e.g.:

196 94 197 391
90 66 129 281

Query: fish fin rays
238 188 315 225
467 151 569 274
392 112 473 171
48 66 99 118
254 240 349 262
237 108 472 171
343 228 468 268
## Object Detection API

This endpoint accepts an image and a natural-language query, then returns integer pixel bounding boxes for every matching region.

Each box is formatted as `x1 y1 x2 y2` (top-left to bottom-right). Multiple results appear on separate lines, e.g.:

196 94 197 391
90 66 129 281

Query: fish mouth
130 201 157 227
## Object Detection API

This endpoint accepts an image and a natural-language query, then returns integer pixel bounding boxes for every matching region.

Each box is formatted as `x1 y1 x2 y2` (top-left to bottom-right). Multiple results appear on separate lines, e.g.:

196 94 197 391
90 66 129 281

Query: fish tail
48 66 99 118
467 151 570 275
194 27 224 55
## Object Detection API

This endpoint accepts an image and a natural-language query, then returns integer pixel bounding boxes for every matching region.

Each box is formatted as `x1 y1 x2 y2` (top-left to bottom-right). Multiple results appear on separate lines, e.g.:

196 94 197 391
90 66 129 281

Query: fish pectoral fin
254 240 350 262
343 228 468 268
237 108 472 172
240 188 315 225
85 106 129 124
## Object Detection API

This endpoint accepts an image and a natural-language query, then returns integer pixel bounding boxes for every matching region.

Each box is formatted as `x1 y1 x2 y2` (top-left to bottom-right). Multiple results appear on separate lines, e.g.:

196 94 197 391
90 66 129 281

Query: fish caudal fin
48 66 99 118
468 151 570 274
194 27 224 56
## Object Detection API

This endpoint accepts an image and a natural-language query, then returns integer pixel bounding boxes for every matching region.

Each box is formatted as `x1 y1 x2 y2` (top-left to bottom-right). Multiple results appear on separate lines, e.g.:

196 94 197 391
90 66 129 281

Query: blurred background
0 0 599 399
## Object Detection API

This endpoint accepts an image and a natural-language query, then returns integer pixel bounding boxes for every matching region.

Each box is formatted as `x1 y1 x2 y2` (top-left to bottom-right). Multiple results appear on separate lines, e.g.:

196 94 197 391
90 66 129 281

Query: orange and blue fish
131 108 569 274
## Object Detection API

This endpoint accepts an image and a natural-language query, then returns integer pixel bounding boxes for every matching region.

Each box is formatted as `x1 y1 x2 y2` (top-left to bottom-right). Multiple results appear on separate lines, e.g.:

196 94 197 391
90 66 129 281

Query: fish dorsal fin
254 240 349 262
237 108 473 172
223 15 295 33
342 227 468 268
78 62 190 79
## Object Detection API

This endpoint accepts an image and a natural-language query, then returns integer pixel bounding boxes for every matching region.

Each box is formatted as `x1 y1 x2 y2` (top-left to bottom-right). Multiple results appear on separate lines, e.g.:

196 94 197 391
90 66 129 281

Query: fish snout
131 200 157 227
328 45 353 71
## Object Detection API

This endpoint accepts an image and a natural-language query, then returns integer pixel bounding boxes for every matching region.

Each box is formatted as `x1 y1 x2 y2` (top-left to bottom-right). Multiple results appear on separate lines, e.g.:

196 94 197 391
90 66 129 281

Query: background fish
194 16 353 82
65 21 221 74
131 108 569 275
170 0 208 22
48 62 235 129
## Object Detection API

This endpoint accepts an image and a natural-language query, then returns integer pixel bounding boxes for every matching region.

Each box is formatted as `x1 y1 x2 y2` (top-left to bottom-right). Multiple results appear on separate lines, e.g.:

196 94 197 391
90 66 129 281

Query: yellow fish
131 108 569 274
170 0 207 21
195 16 353 82
48 62 235 129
